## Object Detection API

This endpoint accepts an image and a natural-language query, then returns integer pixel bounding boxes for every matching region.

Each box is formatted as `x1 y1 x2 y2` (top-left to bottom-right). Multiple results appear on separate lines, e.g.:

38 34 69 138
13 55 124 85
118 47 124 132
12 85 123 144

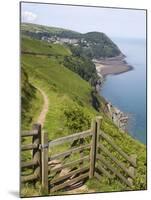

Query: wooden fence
21 116 137 194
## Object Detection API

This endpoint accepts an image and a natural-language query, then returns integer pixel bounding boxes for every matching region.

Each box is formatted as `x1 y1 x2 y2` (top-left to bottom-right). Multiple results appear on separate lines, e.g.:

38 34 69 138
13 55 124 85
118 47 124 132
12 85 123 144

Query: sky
21 2 146 39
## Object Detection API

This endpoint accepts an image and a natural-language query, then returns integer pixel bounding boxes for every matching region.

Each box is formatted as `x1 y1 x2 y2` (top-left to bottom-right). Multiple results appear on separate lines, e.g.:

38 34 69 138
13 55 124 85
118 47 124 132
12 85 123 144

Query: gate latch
39 143 49 149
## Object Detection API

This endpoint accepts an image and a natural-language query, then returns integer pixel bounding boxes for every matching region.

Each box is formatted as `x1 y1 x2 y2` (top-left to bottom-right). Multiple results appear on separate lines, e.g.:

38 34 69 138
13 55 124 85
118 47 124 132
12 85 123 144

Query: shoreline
93 54 134 77
93 54 131 132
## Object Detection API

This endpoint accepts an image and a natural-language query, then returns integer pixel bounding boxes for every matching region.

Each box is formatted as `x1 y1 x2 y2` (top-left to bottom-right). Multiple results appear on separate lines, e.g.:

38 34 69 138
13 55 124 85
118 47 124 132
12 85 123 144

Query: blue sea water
100 38 146 144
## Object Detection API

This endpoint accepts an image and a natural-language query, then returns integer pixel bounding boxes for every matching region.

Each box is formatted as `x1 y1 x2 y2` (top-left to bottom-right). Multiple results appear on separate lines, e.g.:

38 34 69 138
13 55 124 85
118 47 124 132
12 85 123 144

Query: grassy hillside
21 35 146 197
21 67 43 129
22 37 99 86
21 54 96 137
21 23 81 37
21 36 71 56
21 23 121 58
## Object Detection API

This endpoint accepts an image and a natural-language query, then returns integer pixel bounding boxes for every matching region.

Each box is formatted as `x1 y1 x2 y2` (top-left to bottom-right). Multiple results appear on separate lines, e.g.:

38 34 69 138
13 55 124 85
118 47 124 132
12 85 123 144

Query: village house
41 35 79 45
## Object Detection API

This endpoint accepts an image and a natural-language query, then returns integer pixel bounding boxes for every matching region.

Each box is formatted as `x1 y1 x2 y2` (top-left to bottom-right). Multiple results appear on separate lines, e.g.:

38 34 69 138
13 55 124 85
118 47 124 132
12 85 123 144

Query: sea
100 37 146 144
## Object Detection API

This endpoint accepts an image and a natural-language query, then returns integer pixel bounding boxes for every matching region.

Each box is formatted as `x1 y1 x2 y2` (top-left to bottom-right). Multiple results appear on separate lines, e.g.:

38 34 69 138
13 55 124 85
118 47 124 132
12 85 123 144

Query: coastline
93 54 132 132
93 53 133 77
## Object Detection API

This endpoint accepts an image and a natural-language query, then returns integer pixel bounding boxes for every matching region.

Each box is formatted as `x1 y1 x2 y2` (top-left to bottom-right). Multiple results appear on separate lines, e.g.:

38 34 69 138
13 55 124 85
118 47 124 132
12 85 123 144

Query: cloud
22 11 37 22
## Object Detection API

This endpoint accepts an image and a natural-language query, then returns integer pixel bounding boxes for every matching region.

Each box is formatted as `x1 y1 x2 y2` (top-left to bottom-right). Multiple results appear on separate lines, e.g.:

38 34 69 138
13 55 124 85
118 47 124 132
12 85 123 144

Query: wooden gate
21 116 137 194
94 118 137 188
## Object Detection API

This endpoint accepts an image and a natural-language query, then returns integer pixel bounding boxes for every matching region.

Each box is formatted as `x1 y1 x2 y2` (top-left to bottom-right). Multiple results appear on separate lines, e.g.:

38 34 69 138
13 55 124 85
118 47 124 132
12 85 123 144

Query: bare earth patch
37 87 49 127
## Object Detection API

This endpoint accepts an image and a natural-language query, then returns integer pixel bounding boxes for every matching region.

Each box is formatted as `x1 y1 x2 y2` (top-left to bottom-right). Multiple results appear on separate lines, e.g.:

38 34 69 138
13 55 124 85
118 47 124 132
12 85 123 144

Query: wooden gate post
32 124 41 184
96 117 102 134
41 131 48 194
96 116 103 146
89 116 103 179
89 118 97 178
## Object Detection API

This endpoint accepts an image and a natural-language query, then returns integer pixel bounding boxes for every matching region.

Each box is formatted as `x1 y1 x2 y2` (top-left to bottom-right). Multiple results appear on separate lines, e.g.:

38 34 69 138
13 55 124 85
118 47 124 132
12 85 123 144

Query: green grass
21 22 79 35
101 118 146 190
21 36 146 197
22 37 71 56
22 55 96 139
86 177 127 193
21 66 44 198
22 54 94 110
20 182 41 197
21 67 43 130
84 117 146 192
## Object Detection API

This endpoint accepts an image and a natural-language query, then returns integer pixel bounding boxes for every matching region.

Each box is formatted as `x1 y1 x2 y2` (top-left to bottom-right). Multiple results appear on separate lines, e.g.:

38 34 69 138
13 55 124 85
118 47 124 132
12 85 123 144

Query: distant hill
21 23 121 58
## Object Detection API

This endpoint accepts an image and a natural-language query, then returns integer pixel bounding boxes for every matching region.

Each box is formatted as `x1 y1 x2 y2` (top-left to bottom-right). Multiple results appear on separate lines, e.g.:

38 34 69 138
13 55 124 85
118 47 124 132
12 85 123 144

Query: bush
64 104 91 133
63 55 99 86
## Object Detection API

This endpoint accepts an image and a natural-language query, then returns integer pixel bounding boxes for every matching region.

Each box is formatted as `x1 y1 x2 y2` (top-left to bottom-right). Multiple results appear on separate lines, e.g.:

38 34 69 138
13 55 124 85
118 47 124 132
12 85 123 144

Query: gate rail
21 116 137 194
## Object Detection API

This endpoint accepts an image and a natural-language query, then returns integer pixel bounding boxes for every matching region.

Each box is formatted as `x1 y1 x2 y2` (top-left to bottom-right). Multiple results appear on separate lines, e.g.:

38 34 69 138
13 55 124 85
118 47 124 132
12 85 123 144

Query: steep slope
21 67 43 129
21 36 146 196
83 31 121 58
21 36 71 56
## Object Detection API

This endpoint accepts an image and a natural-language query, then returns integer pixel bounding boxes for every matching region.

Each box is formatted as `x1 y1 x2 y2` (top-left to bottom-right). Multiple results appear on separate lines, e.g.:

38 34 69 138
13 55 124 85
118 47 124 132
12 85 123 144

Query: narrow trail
37 87 49 127
36 87 90 193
